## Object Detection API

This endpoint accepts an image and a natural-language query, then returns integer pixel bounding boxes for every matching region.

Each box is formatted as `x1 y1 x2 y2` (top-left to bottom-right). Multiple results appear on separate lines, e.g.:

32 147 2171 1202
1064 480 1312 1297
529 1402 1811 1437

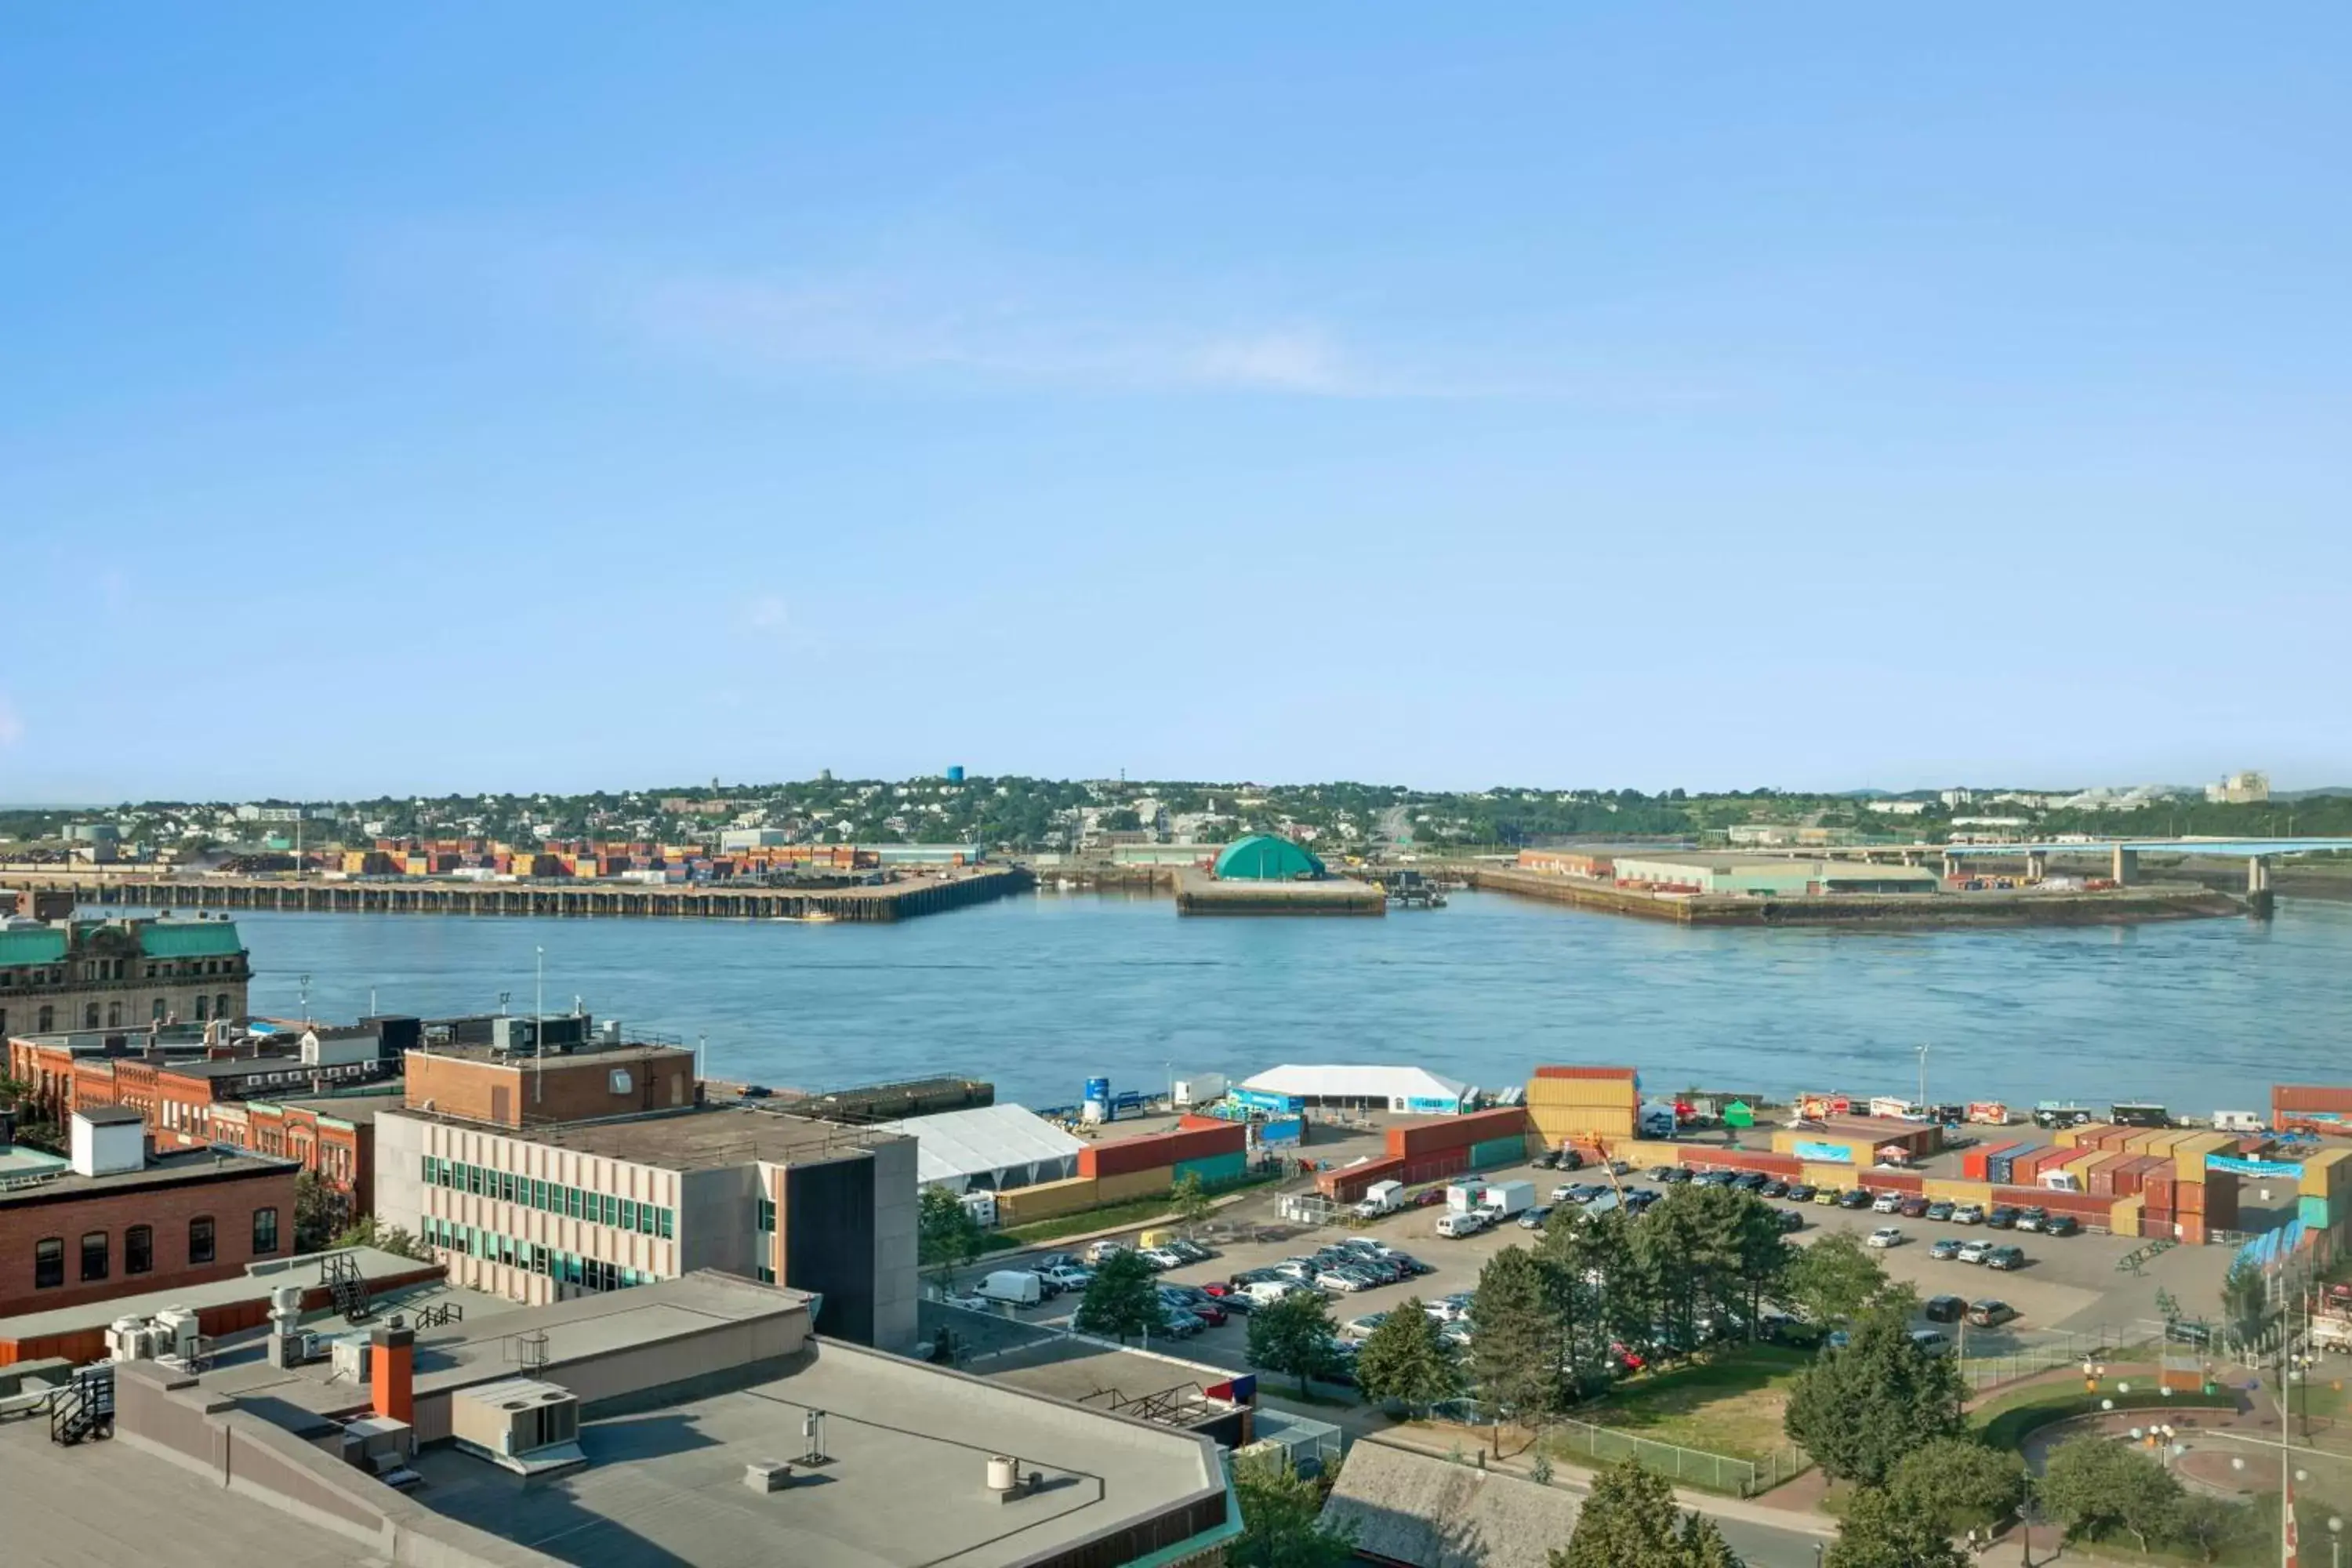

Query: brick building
402 1041 697 1127
0 909 250 1038
0 1106 299 1319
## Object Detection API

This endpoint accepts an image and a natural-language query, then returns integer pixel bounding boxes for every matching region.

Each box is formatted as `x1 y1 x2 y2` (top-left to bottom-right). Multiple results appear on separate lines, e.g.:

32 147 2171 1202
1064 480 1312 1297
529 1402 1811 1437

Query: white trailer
1353 1179 1405 1218
1479 1180 1536 1218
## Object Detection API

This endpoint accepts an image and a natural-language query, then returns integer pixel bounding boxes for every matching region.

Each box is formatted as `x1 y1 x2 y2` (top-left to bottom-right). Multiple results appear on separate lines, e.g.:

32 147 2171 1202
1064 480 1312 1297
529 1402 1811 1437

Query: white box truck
1353 1179 1405 1219
1444 1179 1486 1213
974 1270 1044 1307
1479 1180 1535 1219
1173 1073 1228 1107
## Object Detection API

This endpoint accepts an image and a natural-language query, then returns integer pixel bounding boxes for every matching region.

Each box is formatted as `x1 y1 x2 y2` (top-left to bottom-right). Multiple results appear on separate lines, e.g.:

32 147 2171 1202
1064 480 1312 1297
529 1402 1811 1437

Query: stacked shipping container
2274 1085 2352 1134
1525 1067 1639 1148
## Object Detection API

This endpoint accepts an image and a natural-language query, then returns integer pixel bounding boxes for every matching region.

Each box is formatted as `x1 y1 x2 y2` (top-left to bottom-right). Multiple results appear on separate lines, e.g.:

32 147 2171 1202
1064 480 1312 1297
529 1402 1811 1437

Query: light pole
2327 1514 2342 1568
1915 1043 1930 1115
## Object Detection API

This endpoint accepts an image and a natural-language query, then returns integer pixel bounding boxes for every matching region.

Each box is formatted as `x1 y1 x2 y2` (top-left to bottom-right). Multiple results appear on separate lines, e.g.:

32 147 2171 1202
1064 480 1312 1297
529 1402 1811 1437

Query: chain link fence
1427 1401 1809 1497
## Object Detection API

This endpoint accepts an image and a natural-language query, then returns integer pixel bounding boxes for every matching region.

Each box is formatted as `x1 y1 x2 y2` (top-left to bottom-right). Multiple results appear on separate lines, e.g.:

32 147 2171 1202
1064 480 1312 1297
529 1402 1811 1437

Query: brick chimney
370 1322 414 1425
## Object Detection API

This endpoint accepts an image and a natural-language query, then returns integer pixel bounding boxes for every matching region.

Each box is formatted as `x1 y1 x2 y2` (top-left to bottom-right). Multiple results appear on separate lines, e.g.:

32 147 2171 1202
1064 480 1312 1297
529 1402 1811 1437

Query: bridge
1927 837 2352 902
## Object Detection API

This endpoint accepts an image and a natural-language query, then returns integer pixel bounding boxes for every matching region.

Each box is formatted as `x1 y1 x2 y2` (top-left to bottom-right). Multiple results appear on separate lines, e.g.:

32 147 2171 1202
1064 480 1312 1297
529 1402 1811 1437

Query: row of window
419 1216 653 1294
0 957 240 988
30 1210 274 1289
421 1156 675 1239
0 995 235 1035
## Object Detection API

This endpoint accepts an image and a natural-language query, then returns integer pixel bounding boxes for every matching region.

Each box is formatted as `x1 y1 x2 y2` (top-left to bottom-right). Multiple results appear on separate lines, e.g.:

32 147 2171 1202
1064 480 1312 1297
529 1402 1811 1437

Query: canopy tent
874 1102 1087 1193
1239 1065 1471 1114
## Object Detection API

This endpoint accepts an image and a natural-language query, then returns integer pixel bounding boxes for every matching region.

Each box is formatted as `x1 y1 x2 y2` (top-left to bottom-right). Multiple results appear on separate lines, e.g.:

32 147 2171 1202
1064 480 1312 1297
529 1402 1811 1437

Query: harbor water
195 891 2352 1114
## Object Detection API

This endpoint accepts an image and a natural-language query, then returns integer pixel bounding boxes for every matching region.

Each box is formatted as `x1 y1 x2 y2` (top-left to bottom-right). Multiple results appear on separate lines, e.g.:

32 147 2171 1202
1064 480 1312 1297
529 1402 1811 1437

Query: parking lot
949 1149 2242 1375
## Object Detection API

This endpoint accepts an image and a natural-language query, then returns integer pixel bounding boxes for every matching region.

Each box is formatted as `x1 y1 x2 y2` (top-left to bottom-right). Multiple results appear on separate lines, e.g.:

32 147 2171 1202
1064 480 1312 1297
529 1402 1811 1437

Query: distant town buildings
1865 799 1930 816
2208 770 2270 805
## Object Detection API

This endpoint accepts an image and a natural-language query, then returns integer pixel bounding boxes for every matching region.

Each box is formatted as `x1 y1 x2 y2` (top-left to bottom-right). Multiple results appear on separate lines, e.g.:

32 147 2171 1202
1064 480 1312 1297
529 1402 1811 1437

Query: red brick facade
0 1163 300 1319
403 1047 696 1128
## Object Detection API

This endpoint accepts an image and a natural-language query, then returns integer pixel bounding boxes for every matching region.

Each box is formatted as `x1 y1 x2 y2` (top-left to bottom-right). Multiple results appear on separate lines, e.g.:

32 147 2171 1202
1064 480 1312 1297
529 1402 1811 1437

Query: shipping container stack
1525 1066 1639 1152
1385 1105 1535 1185
2298 1146 2350 1251
2274 1083 2352 1139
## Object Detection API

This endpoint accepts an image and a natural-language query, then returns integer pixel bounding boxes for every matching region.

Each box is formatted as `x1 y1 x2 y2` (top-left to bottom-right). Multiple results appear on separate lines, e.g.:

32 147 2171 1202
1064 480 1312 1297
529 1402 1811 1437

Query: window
252 1208 280 1254
83 1003 100 1029
531 1178 546 1211
34 1237 64 1290
151 998 167 1022
659 1207 673 1240
756 1197 776 1232
38 1005 54 1031
81 1231 109 1282
619 1200 637 1232
126 1225 153 1275
215 993 230 1021
107 1001 122 1029
194 996 209 1022
189 1216 216 1265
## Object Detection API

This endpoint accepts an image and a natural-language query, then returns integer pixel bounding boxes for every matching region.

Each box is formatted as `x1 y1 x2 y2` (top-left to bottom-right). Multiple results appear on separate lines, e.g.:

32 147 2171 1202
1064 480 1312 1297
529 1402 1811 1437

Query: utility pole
1916 1043 1930 1114
534 946 545 1106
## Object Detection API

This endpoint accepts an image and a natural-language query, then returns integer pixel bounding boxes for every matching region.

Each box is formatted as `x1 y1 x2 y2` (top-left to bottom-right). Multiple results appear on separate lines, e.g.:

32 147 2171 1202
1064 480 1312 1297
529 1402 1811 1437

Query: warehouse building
1609 853 1937 897
1240 1064 1472 1116
872 1102 1085 1194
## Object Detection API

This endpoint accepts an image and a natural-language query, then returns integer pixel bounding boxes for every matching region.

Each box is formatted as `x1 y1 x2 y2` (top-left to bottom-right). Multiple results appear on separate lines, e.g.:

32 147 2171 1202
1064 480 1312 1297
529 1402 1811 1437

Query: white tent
1240 1065 1470 1114
874 1102 1087 1193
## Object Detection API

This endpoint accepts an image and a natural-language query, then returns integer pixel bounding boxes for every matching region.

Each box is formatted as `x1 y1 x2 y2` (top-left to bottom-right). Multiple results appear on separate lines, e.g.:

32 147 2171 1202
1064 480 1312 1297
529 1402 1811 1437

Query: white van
974 1270 1044 1308
1436 1210 1488 1240
1243 1279 1303 1308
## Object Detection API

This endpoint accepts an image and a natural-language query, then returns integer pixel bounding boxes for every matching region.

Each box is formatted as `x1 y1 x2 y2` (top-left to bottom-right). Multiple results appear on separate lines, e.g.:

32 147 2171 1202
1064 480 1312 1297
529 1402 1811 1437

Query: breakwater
38 866 1031 923
1468 866 2243 927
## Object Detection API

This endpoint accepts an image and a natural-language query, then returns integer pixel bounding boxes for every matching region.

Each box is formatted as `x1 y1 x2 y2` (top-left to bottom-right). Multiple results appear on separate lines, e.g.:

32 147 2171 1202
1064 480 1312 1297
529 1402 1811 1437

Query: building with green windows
375 1101 919 1351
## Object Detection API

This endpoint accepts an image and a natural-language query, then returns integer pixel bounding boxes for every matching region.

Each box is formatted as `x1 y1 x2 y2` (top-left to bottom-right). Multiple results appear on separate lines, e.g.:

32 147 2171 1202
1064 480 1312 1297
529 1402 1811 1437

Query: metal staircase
324 1250 373 1323
49 1367 113 1446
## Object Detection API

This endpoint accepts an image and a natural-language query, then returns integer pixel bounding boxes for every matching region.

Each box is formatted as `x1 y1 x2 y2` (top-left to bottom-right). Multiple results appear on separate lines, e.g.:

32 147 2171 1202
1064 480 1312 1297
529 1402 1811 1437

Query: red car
1610 1341 1647 1373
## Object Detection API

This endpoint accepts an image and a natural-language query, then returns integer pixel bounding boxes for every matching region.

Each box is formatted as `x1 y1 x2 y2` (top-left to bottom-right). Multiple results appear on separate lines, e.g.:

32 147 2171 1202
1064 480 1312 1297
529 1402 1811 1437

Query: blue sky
5 5 2348 800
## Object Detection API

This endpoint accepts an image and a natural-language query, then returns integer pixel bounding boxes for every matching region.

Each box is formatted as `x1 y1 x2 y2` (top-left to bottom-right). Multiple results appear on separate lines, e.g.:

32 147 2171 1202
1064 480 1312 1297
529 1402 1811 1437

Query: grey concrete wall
680 1163 760 1276
374 1112 426 1238
869 1137 919 1353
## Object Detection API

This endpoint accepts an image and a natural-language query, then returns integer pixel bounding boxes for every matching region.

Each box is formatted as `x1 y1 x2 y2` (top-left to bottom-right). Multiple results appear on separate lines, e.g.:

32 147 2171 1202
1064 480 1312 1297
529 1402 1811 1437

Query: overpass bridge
1823 837 2352 905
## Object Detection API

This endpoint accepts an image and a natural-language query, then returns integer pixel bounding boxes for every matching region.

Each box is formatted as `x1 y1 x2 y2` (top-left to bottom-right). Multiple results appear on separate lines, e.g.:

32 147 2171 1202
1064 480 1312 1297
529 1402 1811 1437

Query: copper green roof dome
1212 834 1325 881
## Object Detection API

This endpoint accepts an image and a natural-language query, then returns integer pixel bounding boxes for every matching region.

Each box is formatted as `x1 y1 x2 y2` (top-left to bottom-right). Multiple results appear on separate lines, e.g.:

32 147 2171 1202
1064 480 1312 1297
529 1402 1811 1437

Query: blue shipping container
1174 1151 1249 1188
1256 1115 1305 1147
1987 1144 2038 1185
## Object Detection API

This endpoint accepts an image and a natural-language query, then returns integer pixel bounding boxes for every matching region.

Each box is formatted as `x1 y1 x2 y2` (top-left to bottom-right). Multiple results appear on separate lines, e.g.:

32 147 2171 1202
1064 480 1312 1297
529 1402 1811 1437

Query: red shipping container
1532 1065 1639 1081
1178 1115 1228 1132
1400 1148 1471 1186
2176 1180 2206 1216
2274 1085 2352 1116
1317 1156 1407 1203
1386 1107 1532 1160
2141 1210 2175 1240
2086 1152 2136 1197
1962 1140 2020 1182
1864 1171 1926 1195
1080 1122 1247 1179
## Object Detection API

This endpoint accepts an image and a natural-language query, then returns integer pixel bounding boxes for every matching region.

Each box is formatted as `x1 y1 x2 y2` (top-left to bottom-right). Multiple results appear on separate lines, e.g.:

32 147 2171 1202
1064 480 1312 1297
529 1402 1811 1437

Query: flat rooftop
0 1245 450 1347
0 1406 361 1567
979 1337 1247 1432
0 1145 289 1206
386 1102 898 1170
407 1040 690 1067
408 1339 1228 1568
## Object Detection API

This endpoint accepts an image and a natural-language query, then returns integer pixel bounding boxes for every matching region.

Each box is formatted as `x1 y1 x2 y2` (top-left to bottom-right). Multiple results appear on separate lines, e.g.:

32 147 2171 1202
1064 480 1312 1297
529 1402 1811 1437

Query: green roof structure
0 927 68 966
138 921 245 959
1211 835 1326 882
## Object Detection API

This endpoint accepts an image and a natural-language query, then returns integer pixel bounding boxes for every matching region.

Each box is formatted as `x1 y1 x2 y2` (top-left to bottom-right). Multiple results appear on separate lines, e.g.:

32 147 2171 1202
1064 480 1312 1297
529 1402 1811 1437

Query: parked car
1985 1206 2019 1229
1661 1167 1693 1184
1871 1191 1904 1214
1140 1247 1185 1271
1785 1183 1817 1203
1956 1239 1994 1264
1156 1307 1204 1338
1341 1312 1389 1341
1825 1329 1852 1351
1644 1165 1678 1181
1551 1184 1581 1203
1907 1328 1953 1356
1866 1226 1905 1249
2043 1215 2081 1238
1898 1196 1931 1218
2014 1207 2049 1232
1167 1238 1212 1263
1200 1281 1255 1311
1518 1205 1554 1230
1775 1209 1806 1232
1730 1172 1769 1192
1951 1203 1986 1225
1925 1201 1955 1221
1039 1264 1093 1293
1838 1189 1874 1210
1985 1246 2026 1272
1174 1294 1228 1327
1928 1238 1962 1261
1759 1179 1788 1198
1923 1294 1967 1323
1533 1149 1561 1170
1386 1251 1434 1276
1036 1252 1080 1272
1272 1259 1319 1283
1317 1269 1369 1294
1817 1185 1847 1206
1086 1240 1129 1265
1967 1299 2016 1327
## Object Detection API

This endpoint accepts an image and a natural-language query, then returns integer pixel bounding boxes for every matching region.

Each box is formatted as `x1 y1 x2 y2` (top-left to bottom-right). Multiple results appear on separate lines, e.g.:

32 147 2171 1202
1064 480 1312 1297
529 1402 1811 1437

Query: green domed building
1212 834 1326 881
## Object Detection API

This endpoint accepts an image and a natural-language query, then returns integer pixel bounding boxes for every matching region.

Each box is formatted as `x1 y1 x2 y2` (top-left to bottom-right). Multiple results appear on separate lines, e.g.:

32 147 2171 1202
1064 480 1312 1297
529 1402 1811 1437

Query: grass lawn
979 1173 1280 1250
1578 1344 1811 1464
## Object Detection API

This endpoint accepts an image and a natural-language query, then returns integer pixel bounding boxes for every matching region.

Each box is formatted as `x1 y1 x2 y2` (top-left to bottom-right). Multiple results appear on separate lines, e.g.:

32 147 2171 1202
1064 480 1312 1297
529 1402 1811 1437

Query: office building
0 909 250 1038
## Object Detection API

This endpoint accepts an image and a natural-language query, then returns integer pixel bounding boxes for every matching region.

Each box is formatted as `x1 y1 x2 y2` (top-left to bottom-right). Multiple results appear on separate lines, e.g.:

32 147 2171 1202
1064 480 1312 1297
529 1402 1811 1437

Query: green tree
917 1185 986 1285
2220 1259 2270 1344
1779 1231 1894 1328
1470 1247 1563 1451
1229 1450 1356 1568
2037 1437 2183 1554
1825 1484 1965 1568
1782 1306 1964 1486
293 1171 348 1254
1353 1298 1460 1412
2167 1493 2258 1563
1248 1289 1343 1396
1550 1457 1743 1568
1887 1437 2024 1538
329 1214 429 1260
1074 1250 1163 1345
1168 1171 1214 1231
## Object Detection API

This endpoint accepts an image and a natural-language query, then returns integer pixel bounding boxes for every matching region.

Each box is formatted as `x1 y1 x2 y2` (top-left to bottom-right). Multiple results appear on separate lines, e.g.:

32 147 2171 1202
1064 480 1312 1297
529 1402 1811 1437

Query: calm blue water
186 891 2352 1115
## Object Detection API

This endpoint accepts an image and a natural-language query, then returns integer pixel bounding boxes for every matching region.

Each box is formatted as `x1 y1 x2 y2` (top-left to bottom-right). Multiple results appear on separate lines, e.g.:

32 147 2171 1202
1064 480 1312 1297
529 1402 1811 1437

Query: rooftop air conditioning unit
451 1377 581 1465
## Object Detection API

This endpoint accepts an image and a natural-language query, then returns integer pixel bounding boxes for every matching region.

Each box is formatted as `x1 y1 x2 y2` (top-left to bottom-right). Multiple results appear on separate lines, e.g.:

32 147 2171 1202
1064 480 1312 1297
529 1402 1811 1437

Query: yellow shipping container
1093 1164 1178 1203
1525 1078 1639 1110
2130 1128 2189 1158
1531 1105 1636 1142
1804 1162 1862 1190
2053 1123 2106 1150
1922 1178 1996 1204
1610 1139 1688 1169
2171 1131 2233 1181
2063 1149 2108 1181
2303 1147 2352 1198
994 1175 1099 1225
2109 1193 2144 1233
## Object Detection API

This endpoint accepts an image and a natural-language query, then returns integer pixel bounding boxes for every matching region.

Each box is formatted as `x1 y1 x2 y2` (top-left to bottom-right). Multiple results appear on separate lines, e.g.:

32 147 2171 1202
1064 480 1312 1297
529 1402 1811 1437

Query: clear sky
5 5 2348 802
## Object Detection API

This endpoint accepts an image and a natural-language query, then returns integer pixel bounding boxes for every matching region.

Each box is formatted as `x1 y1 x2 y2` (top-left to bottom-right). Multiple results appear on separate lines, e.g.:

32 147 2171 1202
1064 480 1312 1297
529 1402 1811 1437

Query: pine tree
1825 1485 1965 1568
1782 1306 1964 1486
1469 1247 1562 1452
1353 1298 1460 1412
1248 1289 1343 1396
1074 1249 1163 1344
1551 1457 1744 1568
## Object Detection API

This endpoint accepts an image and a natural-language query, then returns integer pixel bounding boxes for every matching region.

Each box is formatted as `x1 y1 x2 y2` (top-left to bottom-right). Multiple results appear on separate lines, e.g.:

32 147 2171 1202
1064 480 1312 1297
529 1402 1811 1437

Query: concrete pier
36 866 1031 924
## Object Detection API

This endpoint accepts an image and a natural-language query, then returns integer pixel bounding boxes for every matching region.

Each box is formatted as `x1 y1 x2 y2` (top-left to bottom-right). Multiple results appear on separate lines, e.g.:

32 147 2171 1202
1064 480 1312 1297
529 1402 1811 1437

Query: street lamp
2327 1514 2342 1568
1915 1044 1930 1112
